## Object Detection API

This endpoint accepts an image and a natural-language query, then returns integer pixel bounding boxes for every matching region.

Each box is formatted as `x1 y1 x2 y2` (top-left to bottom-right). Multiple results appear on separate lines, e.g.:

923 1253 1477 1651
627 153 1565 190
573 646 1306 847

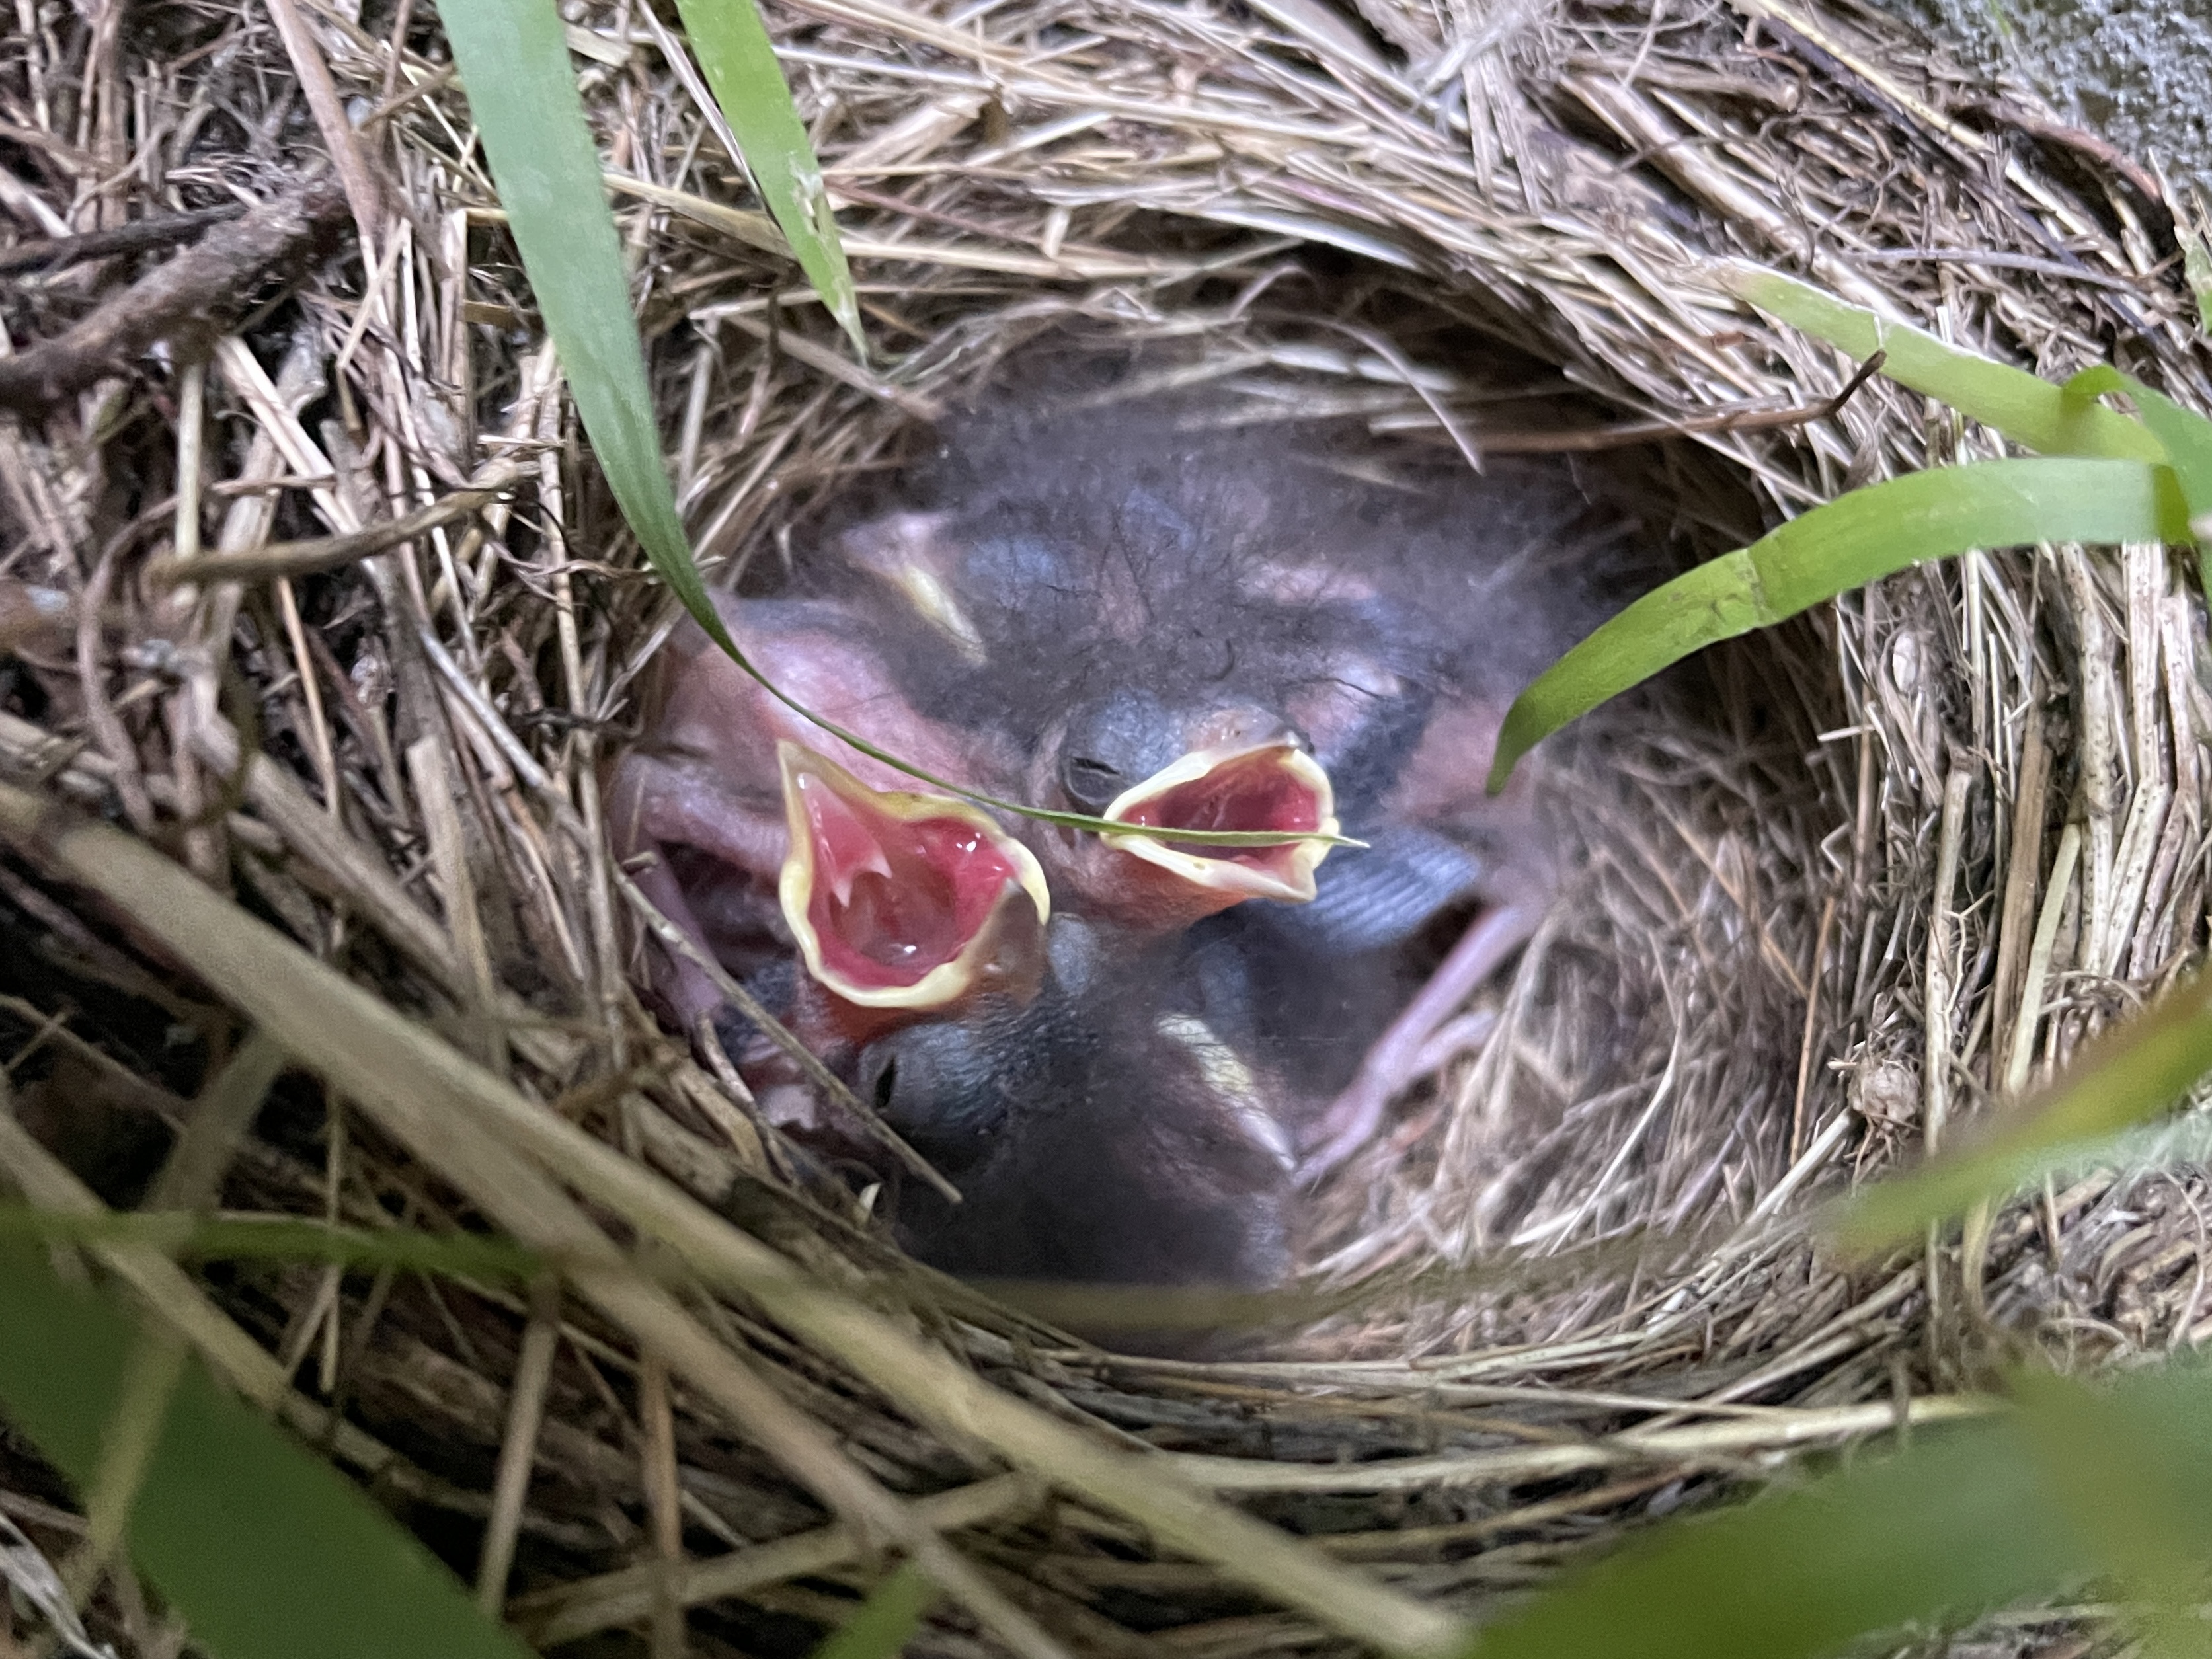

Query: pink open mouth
778 742 1050 1009
1102 742 1338 904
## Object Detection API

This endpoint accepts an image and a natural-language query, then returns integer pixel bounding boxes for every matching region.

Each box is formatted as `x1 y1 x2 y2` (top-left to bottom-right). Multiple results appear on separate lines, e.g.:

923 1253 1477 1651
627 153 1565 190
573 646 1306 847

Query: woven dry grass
3 0 2211 1649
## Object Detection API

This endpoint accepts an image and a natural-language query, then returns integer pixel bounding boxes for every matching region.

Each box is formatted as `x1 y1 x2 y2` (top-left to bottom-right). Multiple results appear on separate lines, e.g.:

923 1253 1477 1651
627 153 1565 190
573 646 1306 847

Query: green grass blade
2011 1367 2212 1659
0 1241 533 1659
2129 385 2212 537
2181 219 2212 336
75 1326 190 1594
1466 1358 2212 1659
438 0 711 631
1489 457 2188 788
1463 1419 2073 1659
0 1203 549 1278
1832 965 2212 1252
1722 267 2164 462
441 0 1300 850
807 1562 938 1659
670 0 863 356
2065 364 2212 594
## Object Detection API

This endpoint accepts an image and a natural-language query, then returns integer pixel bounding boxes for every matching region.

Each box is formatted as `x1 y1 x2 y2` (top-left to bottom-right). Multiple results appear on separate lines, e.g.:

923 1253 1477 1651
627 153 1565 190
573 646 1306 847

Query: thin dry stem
3 0 2209 1648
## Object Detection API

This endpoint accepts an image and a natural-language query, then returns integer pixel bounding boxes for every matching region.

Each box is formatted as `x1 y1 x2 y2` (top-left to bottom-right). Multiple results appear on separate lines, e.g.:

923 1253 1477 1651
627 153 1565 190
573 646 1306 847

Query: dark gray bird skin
825 412 1606 745
822 409 1618 931
608 494 1308 1301
858 917 1296 1295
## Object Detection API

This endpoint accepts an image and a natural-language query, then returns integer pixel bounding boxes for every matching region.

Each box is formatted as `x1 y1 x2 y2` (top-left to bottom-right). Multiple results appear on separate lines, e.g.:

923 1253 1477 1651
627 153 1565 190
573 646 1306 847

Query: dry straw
1 0 2209 1647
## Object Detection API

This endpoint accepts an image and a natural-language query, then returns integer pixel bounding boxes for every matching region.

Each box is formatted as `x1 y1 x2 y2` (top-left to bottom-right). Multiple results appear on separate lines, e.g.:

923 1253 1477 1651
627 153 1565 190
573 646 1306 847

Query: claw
778 741 1050 1013
1296 899 1540 1182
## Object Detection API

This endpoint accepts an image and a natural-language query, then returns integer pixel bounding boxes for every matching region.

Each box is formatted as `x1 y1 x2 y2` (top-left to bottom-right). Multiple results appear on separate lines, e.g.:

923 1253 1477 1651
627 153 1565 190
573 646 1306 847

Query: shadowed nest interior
2 0 2210 1649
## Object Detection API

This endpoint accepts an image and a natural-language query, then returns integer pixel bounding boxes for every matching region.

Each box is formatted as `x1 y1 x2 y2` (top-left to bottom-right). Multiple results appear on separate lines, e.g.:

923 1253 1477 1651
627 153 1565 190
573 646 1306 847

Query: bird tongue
1103 742 1338 904
778 742 1050 1010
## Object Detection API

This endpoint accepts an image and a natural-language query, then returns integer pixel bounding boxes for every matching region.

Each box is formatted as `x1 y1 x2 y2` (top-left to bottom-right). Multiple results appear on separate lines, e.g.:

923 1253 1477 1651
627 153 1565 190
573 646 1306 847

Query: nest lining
3 0 2211 1648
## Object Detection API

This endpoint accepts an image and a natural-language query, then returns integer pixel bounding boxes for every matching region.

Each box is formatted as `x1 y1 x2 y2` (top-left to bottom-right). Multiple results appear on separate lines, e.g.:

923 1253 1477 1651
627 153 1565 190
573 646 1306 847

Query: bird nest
2 0 2209 1650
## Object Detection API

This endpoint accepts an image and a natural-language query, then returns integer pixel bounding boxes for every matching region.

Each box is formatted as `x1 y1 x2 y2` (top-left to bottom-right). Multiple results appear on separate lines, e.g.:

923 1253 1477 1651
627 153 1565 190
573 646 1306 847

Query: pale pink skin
606 594 1023 1038
1297 902 1542 1180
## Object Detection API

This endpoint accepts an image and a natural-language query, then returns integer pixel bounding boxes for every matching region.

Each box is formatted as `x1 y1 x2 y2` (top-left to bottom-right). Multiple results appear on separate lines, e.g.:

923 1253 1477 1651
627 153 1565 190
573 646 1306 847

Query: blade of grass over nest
2184 223 2212 335
436 0 1310 851
2010 1366 2212 1659
1461 1418 2076 1659
1489 457 2188 788
2066 364 2212 592
71 1325 190 1598
666 0 863 356
0 1241 533 1659
0 788 1462 1659
0 1104 422 1488
442 4 1314 855
1832 965 2212 1252
809 1562 939 1659
1722 266 2164 462
436 0 708 638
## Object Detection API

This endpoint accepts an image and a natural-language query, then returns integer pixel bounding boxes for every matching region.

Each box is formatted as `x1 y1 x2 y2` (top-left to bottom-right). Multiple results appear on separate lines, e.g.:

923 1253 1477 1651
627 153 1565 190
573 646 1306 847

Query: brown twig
1461 349 1890 454
262 0 385 256
147 463 529 588
0 203 248 275
0 176 348 416
1966 96 2165 207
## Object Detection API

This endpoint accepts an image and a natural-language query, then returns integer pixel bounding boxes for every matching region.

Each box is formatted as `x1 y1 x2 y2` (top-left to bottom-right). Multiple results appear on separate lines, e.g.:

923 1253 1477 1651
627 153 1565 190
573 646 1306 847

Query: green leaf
440 0 1349 854
2129 389 2212 549
75 1326 191 1590
2180 218 2212 336
0 1242 532 1659
1466 1358 2212 1659
670 0 863 356
1723 267 2164 462
808 1561 939 1659
1463 1418 2075 1659
2065 364 2212 594
438 0 713 641
0 1202 549 1278
1831 964 2212 1252
1490 456 2189 788
2010 1368 2212 1659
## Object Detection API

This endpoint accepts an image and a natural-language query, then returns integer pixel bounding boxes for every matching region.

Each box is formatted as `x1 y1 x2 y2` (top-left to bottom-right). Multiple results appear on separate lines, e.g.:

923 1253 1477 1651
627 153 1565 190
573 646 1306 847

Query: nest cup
2 0 2210 1646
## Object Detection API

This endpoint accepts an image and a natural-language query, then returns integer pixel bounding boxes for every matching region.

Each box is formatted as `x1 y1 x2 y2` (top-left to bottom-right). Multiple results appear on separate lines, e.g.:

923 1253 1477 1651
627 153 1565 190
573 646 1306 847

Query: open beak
778 742 1050 1012
1100 741 1338 905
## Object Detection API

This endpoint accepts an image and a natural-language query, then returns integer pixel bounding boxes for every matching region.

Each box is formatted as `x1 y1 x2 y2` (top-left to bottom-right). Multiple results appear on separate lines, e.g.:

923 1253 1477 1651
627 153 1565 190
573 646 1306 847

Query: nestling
610 393 1632 1302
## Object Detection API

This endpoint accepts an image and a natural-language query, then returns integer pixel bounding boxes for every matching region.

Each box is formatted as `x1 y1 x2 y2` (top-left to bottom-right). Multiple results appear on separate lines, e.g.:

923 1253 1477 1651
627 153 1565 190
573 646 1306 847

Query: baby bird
623 690 1300 1298
827 440 1347 935
611 389 1633 1308
606 594 1045 1058
821 405 1629 1172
